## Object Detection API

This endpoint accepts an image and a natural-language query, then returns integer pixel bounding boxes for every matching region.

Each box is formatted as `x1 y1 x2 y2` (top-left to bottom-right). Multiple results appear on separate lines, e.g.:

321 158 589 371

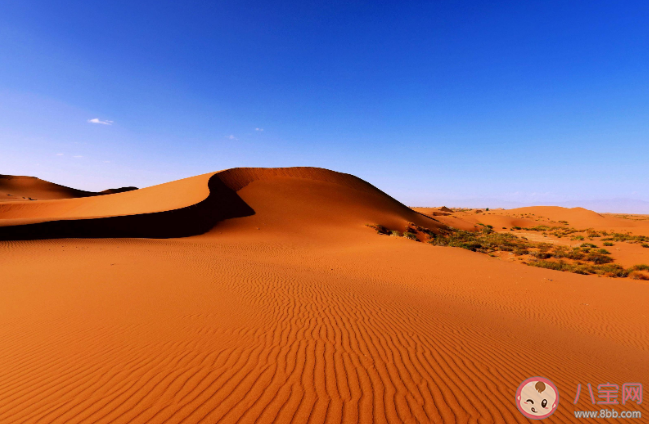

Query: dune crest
0 167 444 240
0 174 96 201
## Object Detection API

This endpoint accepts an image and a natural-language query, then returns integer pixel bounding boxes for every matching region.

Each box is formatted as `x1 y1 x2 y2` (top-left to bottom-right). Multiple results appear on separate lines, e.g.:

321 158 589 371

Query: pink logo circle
515 377 560 420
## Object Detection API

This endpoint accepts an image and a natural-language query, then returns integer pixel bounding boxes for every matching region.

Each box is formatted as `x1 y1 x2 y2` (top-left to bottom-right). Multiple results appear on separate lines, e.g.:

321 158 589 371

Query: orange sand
1 168 648 423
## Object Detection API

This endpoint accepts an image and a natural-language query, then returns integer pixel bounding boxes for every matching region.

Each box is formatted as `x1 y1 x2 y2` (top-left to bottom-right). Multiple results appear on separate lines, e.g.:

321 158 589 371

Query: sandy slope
1 168 648 423
0 174 137 203
0 175 97 201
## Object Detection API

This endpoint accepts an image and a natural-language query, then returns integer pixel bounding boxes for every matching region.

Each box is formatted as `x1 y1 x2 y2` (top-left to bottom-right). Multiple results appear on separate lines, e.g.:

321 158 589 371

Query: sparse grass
367 222 649 279
528 260 630 278
606 233 649 243
629 264 649 280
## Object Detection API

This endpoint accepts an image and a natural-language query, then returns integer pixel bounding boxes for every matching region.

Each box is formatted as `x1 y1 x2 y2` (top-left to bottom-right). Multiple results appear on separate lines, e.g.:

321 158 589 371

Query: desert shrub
529 260 571 272
552 246 585 261
480 226 494 234
572 235 585 241
585 252 614 264
603 242 614 246
403 232 418 241
642 243 649 248
391 230 402 237
529 260 628 277
594 264 630 277
528 226 551 231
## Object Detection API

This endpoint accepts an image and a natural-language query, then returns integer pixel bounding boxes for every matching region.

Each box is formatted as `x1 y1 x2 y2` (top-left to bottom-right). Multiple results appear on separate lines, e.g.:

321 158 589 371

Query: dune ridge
0 174 97 201
0 167 443 240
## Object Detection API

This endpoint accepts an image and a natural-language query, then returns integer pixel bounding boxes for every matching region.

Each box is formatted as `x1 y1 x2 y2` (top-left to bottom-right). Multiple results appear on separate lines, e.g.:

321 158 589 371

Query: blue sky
1 1 648 209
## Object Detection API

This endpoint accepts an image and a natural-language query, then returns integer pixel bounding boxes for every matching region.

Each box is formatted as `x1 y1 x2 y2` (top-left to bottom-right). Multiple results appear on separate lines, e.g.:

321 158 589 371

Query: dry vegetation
367 223 649 279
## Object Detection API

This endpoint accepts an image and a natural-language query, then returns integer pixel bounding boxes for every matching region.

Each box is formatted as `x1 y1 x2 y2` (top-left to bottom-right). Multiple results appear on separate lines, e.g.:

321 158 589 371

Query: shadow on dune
0 174 255 241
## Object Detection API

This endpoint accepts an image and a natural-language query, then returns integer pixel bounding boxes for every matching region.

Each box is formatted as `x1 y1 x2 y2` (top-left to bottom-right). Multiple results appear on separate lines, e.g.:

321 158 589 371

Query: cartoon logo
516 377 560 419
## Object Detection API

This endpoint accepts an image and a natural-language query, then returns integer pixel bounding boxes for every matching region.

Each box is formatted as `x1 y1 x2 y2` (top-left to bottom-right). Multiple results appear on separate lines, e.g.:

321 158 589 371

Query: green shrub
585 252 614 264
529 260 628 277
603 242 614 246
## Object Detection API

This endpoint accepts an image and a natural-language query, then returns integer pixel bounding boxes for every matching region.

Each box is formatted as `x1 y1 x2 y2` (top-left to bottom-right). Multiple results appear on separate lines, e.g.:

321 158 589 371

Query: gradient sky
1 1 648 208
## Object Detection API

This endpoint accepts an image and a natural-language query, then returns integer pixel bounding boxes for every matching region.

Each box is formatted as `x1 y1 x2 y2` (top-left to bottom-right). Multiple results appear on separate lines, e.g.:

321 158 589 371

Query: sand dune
0 174 137 202
0 174 97 201
0 168 445 240
1 168 648 423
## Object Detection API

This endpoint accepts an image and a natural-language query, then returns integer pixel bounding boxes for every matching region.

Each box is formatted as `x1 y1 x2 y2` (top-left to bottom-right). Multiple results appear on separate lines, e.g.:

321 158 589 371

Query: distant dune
0 174 97 201
1 168 648 423
0 174 138 203
420 197 649 214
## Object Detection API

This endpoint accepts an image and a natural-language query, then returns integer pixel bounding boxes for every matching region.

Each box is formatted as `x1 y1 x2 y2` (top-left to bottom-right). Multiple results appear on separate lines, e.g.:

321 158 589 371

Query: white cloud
88 118 113 125
255 128 264 132
228 135 238 140
103 160 111 163
73 155 83 158
56 153 64 156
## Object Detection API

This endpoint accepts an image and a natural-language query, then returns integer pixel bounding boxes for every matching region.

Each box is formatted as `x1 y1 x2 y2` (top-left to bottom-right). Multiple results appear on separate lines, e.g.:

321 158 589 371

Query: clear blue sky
1 1 648 208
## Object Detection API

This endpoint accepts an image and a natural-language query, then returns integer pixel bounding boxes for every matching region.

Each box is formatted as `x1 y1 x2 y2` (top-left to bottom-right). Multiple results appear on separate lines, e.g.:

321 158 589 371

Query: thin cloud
228 135 238 140
255 128 264 132
55 153 64 156
73 155 83 158
88 118 113 125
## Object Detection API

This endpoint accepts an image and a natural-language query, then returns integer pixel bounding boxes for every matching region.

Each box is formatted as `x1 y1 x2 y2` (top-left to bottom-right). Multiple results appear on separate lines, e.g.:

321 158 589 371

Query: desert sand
0 174 137 203
1 168 648 423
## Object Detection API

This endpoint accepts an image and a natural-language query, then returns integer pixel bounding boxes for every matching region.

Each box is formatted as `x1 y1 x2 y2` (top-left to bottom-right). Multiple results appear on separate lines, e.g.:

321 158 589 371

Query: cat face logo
515 377 560 419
